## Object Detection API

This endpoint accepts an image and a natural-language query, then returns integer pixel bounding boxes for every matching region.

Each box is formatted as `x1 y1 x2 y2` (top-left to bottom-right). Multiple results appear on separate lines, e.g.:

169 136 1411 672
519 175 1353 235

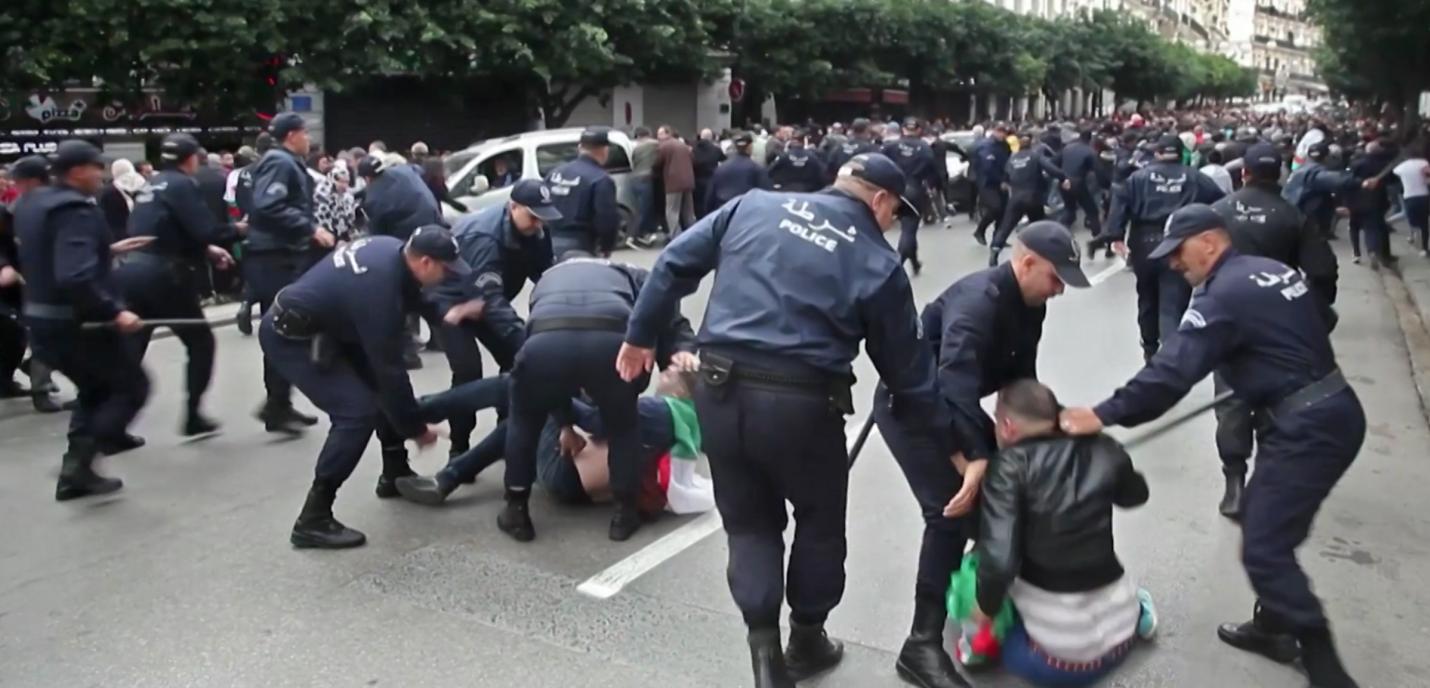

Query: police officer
115 133 242 436
16 141 150 500
706 132 772 210
990 132 1066 266
1101 135 1225 361
1061 204 1364 688
1058 129 1103 237
616 153 949 688
1284 142 1357 242
877 221 1090 688
883 118 939 275
248 112 332 433
232 133 273 336
498 251 695 544
425 179 560 464
545 126 620 258
1 155 69 413
259 228 458 548
823 118 878 185
767 134 827 194
971 124 1012 246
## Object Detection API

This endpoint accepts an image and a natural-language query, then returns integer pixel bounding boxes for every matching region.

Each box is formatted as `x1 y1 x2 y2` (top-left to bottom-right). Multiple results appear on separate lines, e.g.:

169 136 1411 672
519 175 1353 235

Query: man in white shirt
1199 149 1235 196
1392 147 1429 256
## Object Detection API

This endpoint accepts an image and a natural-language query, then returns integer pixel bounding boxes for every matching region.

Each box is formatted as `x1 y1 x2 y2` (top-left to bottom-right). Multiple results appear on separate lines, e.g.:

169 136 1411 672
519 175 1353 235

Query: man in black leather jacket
976 379 1154 686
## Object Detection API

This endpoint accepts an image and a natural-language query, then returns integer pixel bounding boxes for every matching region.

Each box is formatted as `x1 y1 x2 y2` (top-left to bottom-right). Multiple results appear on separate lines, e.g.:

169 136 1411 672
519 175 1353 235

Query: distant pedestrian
656 125 696 237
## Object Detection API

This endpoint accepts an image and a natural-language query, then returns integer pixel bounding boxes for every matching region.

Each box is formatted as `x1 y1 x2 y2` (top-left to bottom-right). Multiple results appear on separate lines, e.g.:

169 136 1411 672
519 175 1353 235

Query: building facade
1228 0 1327 101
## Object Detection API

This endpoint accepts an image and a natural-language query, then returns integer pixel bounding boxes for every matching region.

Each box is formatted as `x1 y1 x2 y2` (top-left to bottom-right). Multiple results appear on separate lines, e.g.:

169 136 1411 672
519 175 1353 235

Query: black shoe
424 337 443 353
911 258 923 276
396 474 457 506
609 500 642 542
895 596 970 688
235 303 253 336
1299 627 1360 688
973 231 987 246
1216 604 1300 664
749 628 795 688
291 482 366 549
497 489 535 542
376 448 414 498
375 472 415 499
258 405 304 435
284 407 319 427
785 621 844 682
403 351 423 370
97 434 145 456
1219 468 1246 520
987 249 999 267
55 438 123 501
32 393 62 414
1 379 29 398
182 412 221 437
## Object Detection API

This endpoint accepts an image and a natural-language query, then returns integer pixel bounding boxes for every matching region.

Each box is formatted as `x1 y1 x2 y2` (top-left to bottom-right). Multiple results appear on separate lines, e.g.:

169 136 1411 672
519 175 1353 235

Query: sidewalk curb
1379 266 1430 430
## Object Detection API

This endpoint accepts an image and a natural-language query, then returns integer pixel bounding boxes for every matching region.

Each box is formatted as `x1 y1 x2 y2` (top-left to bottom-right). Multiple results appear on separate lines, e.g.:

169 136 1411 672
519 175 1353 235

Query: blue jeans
631 177 656 237
1001 623 1133 687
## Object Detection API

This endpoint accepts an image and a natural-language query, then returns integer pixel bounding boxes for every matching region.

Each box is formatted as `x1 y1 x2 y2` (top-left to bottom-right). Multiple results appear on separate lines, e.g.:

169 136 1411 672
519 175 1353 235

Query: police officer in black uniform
1209 144 1339 520
990 133 1066 266
233 133 273 336
767 134 827 193
707 132 772 211
1058 129 1103 237
424 179 560 466
16 141 151 500
247 113 332 433
823 118 878 184
971 125 1012 246
1 155 69 413
114 133 241 436
545 127 620 258
883 118 939 275
259 228 459 548
877 220 1090 688
498 250 695 544
1284 142 1357 242
1061 204 1364 688
617 153 949 688
1101 135 1225 361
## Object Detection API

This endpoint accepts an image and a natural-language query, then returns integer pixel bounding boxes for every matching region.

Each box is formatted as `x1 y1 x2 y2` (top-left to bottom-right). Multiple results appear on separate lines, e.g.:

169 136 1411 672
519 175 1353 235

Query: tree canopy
1307 0 1430 130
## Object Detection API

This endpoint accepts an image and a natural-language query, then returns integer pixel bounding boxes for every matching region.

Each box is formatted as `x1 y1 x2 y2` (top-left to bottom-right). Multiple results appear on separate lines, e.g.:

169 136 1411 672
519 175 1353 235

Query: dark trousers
112 256 215 413
1130 237 1190 356
1059 184 1103 235
873 385 969 605
992 193 1045 249
258 318 404 486
0 310 24 382
504 330 641 497
245 252 308 410
1350 210 1390 259
974 186 1006 239
1213 373 1254 473
27 319 149 445
435 311 522 451
695 375 849 629
897 213 920 265
1241 390 1364 630
1405 195 1429 251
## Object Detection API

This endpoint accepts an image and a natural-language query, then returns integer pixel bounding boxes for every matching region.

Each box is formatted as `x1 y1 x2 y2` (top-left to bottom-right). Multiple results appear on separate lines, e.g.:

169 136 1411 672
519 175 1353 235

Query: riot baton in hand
1118 390 1235 450
81 318 212 330
847 414 876 468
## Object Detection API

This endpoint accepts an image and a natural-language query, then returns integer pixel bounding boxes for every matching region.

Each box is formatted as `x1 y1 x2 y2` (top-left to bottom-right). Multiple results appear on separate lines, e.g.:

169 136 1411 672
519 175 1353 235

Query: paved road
2 219 1428 688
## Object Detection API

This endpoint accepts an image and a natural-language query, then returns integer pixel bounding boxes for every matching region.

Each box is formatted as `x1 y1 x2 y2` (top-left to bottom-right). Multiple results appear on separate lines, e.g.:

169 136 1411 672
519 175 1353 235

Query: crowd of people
1 100 1422 688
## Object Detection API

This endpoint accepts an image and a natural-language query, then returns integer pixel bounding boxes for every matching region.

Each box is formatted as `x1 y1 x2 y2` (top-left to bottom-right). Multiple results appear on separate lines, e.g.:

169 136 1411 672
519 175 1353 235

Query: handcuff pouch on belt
698 352 854 416
270 301 335 370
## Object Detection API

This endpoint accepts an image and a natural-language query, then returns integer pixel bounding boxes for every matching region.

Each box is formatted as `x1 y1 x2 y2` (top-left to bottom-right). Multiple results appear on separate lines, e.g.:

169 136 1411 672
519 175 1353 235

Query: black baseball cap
51 140 107 172
1018 221 1090 288
838 153 919 217
733 131 754 145
160 133 202 164
1244 143 1282 175
580 126 611 146
356 155 386 178
509 178 563 222
1149 204 1225 260
405 225 472 275
1155 135 1182 156
9 155 50 181
269 112 307 140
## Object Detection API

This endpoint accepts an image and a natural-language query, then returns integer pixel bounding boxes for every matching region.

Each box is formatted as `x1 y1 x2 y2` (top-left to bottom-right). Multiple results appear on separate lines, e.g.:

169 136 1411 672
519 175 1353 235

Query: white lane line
1089 258 1129 286
577 416 874 600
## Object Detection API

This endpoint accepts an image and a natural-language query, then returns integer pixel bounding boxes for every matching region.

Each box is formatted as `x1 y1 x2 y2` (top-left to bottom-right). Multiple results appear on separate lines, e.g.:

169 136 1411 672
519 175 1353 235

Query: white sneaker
1352 256 1361 264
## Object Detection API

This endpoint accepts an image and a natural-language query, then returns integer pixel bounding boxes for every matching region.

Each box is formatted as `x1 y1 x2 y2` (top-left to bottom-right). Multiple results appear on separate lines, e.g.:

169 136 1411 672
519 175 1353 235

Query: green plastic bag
946 552 1018 666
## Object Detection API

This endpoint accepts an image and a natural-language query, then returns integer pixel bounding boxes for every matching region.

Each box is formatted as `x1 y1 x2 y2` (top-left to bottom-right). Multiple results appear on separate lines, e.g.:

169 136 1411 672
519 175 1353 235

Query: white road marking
1089 258 1129 286
577 416 874 600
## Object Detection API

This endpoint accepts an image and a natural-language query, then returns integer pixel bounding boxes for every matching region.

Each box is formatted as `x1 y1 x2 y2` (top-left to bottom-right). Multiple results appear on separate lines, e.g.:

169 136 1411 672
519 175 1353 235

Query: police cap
1149 204 1225 260
509 178 563 222
160 133 202 165
1017 221 1090 288
1308 142 1330 160
9 155 50 181
838 153 918 217
1244 143 1282 176
51 140 107 173
850 118 871 134
580 126 611 147
356 155 386 179
733 131 754 146
1155 135 1182 156
269 112 307 141
902 117 921 131
406 225 472 275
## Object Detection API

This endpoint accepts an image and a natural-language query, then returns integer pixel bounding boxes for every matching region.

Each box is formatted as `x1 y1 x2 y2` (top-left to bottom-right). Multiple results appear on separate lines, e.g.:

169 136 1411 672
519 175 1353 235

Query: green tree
1307 0 1430 133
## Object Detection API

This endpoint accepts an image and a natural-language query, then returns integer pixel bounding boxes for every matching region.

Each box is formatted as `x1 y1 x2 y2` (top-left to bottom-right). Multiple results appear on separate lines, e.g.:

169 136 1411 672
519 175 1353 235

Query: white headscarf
110 159 147 199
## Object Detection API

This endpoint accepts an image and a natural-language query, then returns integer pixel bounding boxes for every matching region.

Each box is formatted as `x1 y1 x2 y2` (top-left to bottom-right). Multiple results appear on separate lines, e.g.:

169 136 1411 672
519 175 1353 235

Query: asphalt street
2 218 1428 688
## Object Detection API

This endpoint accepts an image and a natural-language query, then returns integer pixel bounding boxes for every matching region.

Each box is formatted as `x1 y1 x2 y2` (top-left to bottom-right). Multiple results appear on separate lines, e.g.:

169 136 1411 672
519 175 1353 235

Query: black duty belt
527 316 627 336
699 351 855 415
269 298 319 341
1263 369 1348 424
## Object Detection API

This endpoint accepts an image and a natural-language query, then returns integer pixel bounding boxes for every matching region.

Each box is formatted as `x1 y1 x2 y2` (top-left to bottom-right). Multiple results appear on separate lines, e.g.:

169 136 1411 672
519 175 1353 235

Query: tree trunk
539 85 599 129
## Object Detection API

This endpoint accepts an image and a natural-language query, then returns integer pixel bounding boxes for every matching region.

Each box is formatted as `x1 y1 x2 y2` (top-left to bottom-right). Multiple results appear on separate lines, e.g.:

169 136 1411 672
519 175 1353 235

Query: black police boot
235 301 253 336
896 596 971 688
182 406 221 437
785 620 844 682
55 438 124 501
987 248 1000 267
1219 466 1246 520
396 473 457 506
973 229 987 246
424 336 443 353
290 481 366 549
748 628 795 688
257 404 305 435
497 488 535 542
609 498 642 542
1216 603 1301 664
283 407 319 426
1298 626 1360 688
32 392 62 414
911 257 923 276
97 433 146 456
375 448 415 499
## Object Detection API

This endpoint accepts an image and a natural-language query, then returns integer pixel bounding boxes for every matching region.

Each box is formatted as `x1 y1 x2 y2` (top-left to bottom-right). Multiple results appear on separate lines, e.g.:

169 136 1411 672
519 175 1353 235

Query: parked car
941 130 978 214
442 128 639 241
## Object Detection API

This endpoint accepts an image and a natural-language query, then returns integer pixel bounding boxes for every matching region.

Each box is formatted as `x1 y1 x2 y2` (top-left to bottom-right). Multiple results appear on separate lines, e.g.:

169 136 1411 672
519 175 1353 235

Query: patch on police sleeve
265 182 288 196
474 272 503 289
1180 308 1207 330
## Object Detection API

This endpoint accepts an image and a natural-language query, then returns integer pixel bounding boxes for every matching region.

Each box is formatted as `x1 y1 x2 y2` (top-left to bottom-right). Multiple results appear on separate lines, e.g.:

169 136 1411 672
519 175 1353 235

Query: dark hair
997 379 1061 425
634 127 652 138
1206 149 1223 165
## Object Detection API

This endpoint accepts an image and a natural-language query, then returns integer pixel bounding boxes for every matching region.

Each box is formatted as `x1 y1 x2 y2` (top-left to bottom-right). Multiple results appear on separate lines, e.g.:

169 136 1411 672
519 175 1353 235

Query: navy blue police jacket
625 188 948 431
707 155 771 210
882 138 940 195
434 204 553 348
922 262 1045 463
1059 141 1098 191
546 155 620 255
1004 149 1065 203
247 148 315 253
1094 250 1340 428
1105 161 1225 244
362 164 442 242
15 185 126 321
768 147 828 193
276 236 427 437
127 169 239 264
973 137 1012 190
824 139 879 184
529 256 695 367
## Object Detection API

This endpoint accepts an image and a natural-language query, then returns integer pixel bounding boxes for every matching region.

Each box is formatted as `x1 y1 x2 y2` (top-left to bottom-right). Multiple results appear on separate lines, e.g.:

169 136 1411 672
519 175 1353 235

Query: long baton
81 318 213 330
1118 390 1235 450
847 414 877 468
